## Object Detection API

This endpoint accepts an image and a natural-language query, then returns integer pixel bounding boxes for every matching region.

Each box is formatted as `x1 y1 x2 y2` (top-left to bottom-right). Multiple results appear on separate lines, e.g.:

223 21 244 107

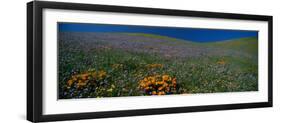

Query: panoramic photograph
58 22 258 99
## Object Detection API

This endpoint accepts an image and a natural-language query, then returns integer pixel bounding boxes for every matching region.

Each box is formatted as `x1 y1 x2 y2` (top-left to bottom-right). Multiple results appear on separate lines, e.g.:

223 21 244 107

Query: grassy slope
59 32 258 99
141 33 259 73
204 37 258 55
122 33 200 46
123 33 258 54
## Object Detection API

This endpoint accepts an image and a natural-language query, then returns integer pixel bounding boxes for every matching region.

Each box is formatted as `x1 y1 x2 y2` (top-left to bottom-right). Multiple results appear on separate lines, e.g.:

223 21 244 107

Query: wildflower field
58 32 258 99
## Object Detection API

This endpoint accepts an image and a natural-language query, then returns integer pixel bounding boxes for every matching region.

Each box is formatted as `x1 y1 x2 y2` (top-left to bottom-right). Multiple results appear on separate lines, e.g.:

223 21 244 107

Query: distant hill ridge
60 32 258 59
121 32 256 43
122 33 258 55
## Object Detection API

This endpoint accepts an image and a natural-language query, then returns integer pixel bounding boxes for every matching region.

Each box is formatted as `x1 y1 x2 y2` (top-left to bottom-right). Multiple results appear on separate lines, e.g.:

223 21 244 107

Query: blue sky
59 23 258 42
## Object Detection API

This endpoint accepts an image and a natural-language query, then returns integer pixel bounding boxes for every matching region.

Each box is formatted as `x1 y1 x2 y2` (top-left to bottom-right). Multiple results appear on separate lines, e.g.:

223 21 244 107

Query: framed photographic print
27 1 273 122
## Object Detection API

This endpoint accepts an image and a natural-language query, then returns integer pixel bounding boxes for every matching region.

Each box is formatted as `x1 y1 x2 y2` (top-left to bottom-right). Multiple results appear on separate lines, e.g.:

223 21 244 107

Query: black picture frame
27 1 273 122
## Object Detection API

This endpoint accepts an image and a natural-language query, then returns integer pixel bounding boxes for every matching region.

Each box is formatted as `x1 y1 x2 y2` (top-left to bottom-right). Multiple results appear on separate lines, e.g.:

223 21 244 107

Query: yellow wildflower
147 64 163 69
98 70 107 79
139 74 177 96
162 75 170 81
67 80 74 86
217 59 226 65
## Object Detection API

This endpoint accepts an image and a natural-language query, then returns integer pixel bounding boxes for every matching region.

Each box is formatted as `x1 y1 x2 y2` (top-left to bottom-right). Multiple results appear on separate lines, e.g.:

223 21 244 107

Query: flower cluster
67 70 107 89
112 63 124 69
217 59 226 65
139 74 177 95
146 64 163 69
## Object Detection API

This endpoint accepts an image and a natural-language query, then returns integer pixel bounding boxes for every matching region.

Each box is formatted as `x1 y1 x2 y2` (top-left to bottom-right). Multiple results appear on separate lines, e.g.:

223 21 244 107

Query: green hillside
122 33 199 46
123 33 257 53
59 32 259 99
205 37 258 55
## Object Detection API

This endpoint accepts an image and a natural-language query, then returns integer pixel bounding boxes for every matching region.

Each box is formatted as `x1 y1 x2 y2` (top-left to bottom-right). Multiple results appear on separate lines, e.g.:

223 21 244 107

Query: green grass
58 33 258 99
204 37 258 55
59 46 258 98
121 32 199 46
